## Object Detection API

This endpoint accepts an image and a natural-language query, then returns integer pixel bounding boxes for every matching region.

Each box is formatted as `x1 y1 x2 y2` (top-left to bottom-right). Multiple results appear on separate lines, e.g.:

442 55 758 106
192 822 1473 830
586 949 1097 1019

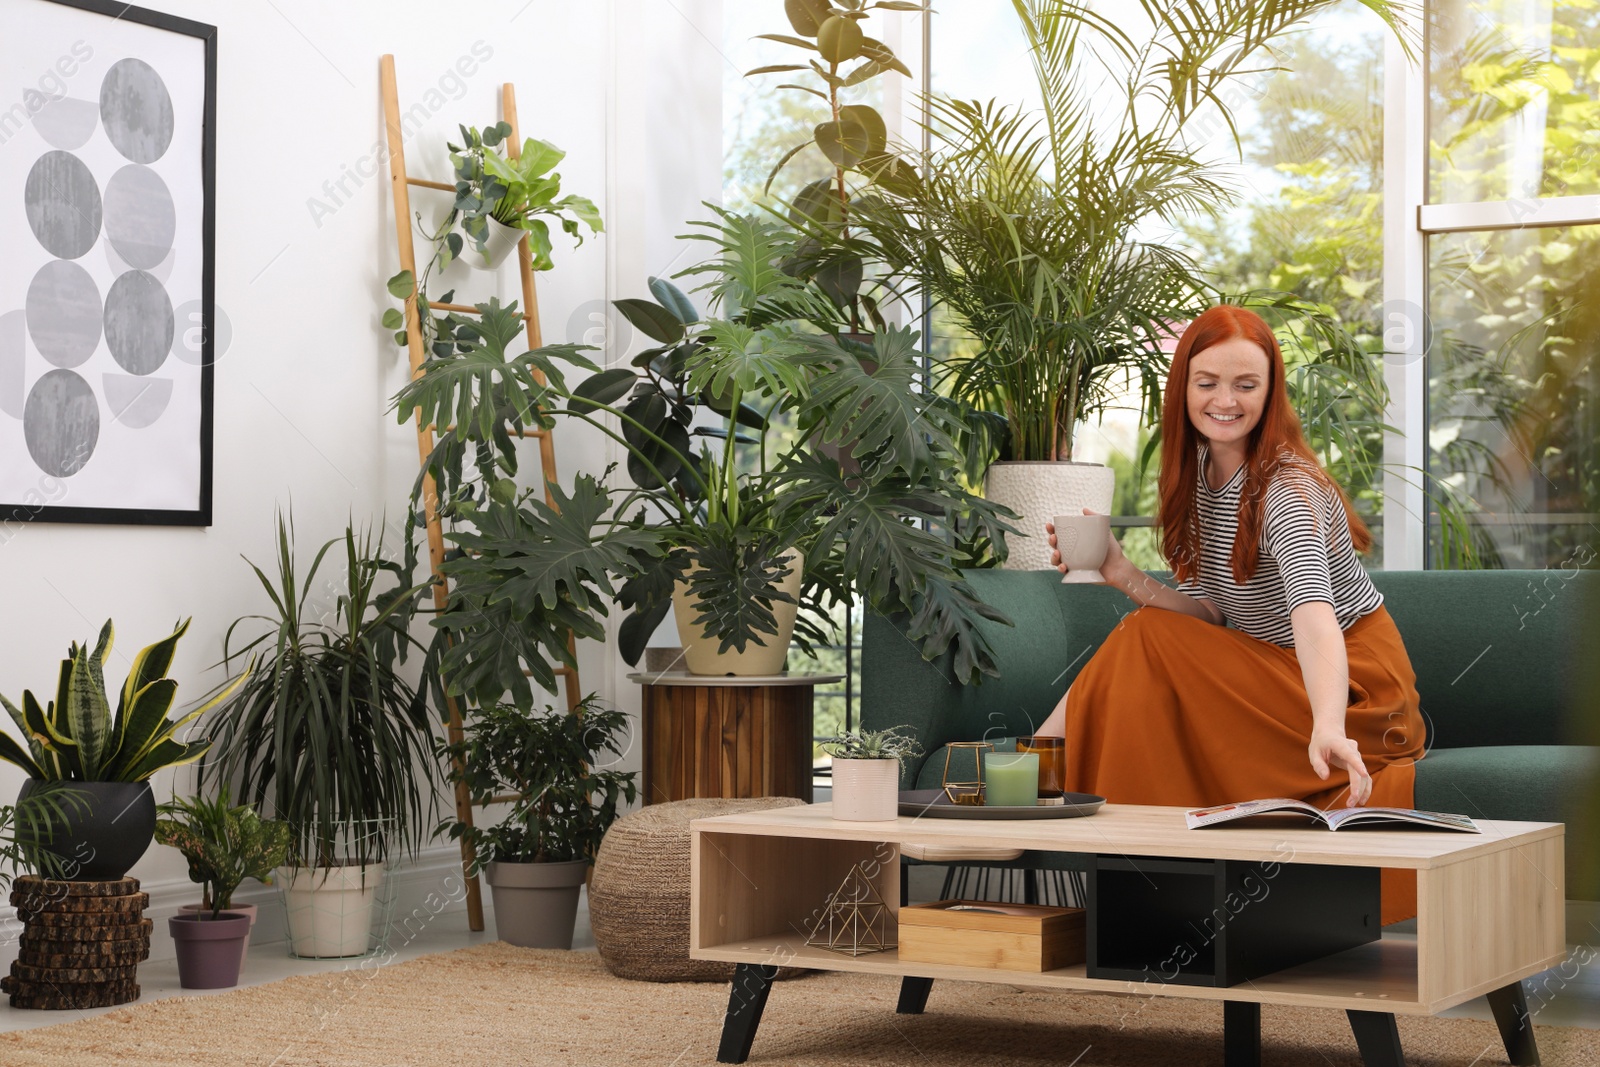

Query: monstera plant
394 207 1014 704
0 619 248 880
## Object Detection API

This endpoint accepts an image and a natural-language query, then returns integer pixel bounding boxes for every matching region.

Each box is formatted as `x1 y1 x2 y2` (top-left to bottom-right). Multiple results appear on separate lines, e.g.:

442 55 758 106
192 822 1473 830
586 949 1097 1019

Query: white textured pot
280 864 383 959
673 549 803 676
830 758 900 822
985 461 1116 571
467 217 523 271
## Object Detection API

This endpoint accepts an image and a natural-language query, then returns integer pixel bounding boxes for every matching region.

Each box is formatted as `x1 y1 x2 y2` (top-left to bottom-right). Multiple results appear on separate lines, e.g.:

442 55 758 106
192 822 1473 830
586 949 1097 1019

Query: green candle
984 752 1039 808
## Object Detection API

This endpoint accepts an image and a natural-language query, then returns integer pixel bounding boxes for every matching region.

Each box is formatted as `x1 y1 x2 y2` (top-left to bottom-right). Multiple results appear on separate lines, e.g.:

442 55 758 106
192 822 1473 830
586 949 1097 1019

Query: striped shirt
1175 445 1383 647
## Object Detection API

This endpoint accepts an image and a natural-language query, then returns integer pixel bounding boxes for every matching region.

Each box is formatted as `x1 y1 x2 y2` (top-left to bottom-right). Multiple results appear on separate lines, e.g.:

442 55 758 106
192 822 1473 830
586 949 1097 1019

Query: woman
1038 305 1425 923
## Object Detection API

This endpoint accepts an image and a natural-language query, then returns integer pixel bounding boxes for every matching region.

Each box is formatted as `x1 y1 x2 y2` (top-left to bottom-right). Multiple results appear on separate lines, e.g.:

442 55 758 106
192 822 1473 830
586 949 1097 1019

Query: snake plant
0 619 245 783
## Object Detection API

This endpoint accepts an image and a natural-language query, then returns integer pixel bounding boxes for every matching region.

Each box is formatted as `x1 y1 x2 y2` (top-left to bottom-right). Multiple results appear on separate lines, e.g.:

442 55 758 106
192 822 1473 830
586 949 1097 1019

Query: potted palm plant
156 788 290 987
844 0 1413 569
0 620 247 880
436 697 635 948
393 206 1016 700
200 515 440 959
822 727 921 822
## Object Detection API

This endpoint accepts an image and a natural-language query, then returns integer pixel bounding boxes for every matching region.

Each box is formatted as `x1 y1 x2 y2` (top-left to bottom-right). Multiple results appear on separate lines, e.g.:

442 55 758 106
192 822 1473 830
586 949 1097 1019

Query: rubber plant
746 0 925 329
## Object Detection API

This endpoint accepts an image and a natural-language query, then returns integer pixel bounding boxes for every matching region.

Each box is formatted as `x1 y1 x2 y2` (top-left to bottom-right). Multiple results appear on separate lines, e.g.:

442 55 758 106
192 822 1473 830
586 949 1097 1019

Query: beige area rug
1 943 1595 1066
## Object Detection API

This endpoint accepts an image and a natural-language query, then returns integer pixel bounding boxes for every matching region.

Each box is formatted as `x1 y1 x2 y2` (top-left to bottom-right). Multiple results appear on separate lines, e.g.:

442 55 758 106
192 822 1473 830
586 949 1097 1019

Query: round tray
898 789 1105 820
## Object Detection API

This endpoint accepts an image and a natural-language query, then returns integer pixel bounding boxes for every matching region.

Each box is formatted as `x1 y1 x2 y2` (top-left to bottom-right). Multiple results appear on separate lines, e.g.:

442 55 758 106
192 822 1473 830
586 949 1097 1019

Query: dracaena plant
747 0 924 330
393 206 1017 704
0 619 245 783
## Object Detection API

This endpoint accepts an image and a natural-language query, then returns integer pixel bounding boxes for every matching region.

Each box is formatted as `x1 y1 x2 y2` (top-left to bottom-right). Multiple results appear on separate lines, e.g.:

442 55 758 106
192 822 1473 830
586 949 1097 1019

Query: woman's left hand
1309 728 1373 807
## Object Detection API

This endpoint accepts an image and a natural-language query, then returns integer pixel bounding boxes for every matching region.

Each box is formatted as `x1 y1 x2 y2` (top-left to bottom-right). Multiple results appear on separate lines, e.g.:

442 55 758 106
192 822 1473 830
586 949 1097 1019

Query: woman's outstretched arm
1291 600 1373 807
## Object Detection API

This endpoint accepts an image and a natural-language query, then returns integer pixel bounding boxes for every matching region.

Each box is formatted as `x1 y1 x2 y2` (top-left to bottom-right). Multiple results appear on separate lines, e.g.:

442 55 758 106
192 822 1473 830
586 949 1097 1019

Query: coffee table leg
717 964 778 1064
1486 981 1541 1066
1223 1001 1260 1067
897 976 934 1014
1346 1010 1404 1067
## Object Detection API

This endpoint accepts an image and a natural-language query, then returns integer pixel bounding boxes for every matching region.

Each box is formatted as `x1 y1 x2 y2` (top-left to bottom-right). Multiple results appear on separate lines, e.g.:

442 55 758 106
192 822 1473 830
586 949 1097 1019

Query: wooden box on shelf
898 900 1085 972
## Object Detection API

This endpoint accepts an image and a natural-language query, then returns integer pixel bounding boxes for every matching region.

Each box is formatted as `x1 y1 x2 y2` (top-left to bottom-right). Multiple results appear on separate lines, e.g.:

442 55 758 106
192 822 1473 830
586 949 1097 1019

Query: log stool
589 797 804 982
3 876 150 1009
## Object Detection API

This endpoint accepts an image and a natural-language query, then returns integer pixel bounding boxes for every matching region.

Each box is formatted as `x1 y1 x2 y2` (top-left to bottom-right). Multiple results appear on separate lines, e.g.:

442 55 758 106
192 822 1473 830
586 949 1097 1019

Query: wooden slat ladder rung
381 55 586 937
433 425 548 440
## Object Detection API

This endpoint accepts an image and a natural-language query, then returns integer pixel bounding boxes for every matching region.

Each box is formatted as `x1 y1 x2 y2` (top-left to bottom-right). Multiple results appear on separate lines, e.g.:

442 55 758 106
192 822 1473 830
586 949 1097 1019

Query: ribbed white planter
985 461 1116 571
830 758 900 822
280 864 383 959
467 218 523 271
673 549 804 676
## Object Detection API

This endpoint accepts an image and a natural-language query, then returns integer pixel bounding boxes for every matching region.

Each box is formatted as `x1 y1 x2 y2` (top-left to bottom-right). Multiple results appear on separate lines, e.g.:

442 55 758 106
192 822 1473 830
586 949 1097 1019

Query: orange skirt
1060 604 1425 924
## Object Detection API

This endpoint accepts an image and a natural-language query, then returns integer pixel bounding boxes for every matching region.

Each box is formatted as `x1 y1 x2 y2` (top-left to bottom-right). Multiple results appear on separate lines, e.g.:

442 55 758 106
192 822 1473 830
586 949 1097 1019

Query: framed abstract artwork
0 0 216 526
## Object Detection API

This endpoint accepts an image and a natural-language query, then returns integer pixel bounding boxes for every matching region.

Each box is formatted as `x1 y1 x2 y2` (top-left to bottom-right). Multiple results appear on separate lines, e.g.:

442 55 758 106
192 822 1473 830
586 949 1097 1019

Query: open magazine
1185 798 1480 833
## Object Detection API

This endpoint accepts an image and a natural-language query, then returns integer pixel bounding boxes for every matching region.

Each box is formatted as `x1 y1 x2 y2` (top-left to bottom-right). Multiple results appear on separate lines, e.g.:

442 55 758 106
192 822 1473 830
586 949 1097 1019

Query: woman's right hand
1046 508 1127 583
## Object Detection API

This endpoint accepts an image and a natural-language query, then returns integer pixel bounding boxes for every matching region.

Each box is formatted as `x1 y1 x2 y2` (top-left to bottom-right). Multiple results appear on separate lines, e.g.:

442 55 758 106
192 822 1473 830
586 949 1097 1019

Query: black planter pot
17 779 156 881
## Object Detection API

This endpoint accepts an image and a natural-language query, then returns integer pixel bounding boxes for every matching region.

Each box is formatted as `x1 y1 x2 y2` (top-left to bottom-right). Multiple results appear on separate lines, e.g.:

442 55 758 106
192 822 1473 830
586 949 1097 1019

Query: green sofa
863 569 1600 899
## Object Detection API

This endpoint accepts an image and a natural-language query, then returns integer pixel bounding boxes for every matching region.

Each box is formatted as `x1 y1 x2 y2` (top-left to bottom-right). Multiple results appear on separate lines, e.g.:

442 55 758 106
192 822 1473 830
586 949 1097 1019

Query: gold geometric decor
805 864 895 957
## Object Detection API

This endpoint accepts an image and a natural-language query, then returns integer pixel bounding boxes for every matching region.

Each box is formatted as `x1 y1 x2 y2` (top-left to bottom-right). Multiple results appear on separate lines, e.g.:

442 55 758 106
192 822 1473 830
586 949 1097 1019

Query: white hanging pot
984 461 1116 571
467 217 524 272
279 864 383 958
830 758 900 822
672 548 803 676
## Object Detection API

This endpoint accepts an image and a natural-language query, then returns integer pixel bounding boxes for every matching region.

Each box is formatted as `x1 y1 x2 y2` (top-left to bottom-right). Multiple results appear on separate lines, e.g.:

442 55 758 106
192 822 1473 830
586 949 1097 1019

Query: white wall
0 0 723 944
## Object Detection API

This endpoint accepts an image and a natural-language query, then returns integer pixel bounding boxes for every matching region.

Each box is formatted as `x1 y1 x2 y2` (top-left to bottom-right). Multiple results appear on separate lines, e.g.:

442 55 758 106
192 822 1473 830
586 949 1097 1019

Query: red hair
1158 305 1372 585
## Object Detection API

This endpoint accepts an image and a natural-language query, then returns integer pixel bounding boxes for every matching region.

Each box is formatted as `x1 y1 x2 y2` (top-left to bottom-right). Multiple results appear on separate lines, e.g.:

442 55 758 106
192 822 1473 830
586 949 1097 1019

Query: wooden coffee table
690 803 1566 1066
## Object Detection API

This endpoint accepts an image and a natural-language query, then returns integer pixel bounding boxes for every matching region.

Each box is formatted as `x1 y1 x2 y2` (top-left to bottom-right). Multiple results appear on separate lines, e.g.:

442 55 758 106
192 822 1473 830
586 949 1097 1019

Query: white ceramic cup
1051 512 1111 584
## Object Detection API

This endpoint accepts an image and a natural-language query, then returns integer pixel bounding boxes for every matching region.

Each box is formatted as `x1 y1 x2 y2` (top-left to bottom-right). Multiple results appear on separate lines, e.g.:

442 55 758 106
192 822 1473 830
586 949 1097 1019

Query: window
1419 0 1600 568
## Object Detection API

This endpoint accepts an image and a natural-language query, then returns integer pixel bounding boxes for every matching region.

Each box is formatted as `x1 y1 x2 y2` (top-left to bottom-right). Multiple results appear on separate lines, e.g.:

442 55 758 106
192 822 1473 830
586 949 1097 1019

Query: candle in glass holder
1017 736 1065 797
983 752 1039 808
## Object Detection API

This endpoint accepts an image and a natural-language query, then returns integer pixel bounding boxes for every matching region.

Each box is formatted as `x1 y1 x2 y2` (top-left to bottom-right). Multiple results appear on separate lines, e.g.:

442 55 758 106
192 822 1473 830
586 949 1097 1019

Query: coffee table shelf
698 935 1424 1011
691 803 1565 1066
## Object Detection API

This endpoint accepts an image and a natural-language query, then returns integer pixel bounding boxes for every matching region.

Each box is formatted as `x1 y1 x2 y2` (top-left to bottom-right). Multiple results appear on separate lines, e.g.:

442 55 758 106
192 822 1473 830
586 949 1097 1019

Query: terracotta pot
485 859 589 949
830 758 900 822
672 549 803 676
984 461 1116 571
170 913 250 989
180 902 257 965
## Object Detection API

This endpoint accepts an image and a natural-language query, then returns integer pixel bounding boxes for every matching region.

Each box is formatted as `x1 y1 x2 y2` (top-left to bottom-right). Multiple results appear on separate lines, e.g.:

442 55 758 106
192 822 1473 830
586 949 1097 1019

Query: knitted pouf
589 797 805 982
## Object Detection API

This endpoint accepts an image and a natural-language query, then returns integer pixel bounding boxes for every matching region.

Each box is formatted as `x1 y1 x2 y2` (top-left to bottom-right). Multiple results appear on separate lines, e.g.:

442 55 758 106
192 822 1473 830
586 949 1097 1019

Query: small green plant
447 121 602 270
156 788 291 918
436 697 637 873
820 727 921 762
0 620 246 783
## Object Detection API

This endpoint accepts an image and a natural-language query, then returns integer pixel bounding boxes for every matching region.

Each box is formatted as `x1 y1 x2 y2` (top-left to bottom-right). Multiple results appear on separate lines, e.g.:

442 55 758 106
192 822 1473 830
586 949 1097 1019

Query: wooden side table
628 672 842 806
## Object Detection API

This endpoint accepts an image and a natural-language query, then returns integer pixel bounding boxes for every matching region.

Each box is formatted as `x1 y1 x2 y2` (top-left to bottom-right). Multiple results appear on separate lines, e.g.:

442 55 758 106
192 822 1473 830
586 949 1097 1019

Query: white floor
2 886 1596 1038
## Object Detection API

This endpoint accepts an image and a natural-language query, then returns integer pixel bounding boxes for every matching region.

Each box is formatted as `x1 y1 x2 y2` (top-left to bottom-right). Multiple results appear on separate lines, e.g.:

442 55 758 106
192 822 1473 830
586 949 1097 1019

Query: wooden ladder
380 56 582 932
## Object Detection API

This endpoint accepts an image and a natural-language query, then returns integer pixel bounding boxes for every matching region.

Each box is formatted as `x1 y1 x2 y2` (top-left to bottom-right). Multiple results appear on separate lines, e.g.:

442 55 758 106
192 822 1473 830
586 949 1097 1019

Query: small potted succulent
436 697 636 949
156 787 291 986
821 727 921 822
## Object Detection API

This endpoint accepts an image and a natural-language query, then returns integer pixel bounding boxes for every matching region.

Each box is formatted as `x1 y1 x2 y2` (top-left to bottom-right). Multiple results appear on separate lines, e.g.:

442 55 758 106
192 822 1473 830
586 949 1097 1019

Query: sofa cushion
1415 744 1600 900
1372 571 1593 748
